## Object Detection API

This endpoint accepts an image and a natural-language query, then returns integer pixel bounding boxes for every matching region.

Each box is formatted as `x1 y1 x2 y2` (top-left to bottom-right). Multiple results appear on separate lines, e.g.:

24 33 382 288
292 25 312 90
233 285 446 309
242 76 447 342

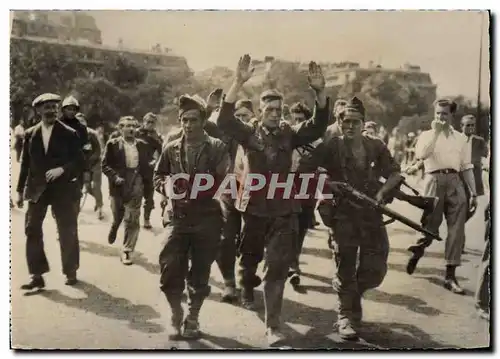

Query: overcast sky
90 10 490 103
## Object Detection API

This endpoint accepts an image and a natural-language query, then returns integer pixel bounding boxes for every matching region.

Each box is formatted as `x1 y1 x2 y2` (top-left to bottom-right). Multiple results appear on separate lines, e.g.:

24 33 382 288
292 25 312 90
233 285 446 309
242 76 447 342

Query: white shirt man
41 122 54 154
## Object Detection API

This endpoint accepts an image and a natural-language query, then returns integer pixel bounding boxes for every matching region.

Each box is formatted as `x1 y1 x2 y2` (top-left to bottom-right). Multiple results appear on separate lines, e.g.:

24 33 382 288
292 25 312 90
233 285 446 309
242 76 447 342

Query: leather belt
430 168 457 175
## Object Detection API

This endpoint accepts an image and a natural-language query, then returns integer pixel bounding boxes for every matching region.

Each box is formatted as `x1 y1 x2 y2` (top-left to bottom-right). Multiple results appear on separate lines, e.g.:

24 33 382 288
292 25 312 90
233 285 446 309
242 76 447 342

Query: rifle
326 181 444 242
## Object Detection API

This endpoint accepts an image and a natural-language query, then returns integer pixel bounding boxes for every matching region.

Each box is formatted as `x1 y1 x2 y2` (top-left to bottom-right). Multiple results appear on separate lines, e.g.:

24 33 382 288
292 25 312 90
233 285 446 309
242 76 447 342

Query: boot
108 224 119 244
183 317 201 339
221 285 238 303
65 273 78 286
240 287 256 310
337 317 358 340
165 294 184 339
143 212 152 229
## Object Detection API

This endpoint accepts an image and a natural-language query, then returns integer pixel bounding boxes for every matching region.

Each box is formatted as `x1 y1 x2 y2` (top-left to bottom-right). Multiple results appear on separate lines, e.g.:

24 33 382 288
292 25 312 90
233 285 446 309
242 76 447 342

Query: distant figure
461 115 488 197
13 120 25 162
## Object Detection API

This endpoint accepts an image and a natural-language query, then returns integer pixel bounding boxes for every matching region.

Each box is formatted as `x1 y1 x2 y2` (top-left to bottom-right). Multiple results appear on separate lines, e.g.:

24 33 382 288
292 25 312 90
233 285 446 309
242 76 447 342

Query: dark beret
178 94 207 119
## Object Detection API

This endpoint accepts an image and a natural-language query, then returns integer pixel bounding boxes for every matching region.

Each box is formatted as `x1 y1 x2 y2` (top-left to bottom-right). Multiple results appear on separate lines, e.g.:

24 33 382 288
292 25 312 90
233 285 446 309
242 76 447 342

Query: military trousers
216 199 242 287
290 203 315 274
329 219 389 322
25 187 80 277
238 213 298 329
413 172 468 266
110 170 143 253
159 211 223 317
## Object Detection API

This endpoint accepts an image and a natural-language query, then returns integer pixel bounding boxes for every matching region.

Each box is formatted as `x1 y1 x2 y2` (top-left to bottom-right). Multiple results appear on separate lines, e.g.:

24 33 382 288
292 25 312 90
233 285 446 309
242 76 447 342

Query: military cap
32 93 61 107
178 94 207 119
290 102 312 119
433 98 457 113
143 112 158 122
62 95 80 109
260 89 283 103
235 99 254 114
343 96 365 121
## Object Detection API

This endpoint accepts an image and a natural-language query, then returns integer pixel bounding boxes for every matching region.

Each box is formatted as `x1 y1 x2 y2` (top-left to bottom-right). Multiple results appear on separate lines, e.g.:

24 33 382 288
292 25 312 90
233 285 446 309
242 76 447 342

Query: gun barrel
337 182 443 242
395 192 434 211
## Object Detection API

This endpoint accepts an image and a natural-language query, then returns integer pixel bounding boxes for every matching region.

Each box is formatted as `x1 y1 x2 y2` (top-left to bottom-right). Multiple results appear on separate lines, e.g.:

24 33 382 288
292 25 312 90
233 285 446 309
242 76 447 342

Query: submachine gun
317 171 443 242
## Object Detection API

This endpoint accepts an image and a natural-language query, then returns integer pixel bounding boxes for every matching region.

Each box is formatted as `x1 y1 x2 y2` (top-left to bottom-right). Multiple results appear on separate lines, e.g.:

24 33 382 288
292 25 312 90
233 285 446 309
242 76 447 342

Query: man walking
154 95 229 339
405 99 477 294
17 93 85 289
102 116 153 265
217 54 330 345
136 112 164 229
461 114 488 197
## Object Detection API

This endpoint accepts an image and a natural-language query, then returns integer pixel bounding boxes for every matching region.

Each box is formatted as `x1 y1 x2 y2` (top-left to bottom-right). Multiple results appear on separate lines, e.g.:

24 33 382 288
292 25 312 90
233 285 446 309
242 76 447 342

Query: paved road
10 158 490 349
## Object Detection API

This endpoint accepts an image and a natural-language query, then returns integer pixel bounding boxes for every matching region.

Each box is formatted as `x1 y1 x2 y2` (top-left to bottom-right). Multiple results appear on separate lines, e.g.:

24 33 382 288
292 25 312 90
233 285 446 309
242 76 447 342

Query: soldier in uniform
136 112 164 229
154 95 229 339
76 113 104 220
217 54 330 345
306 97 401 340
102 116 153 265
324 98 348 140
17 93 85 289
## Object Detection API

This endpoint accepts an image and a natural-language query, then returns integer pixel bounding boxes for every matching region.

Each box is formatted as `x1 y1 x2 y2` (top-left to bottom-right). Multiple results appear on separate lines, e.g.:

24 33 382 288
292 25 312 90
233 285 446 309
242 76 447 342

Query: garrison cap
433 98 457 113
178 94 207 119
62 95 80 109
260 89 283 103
290 102 312 119
32 93 61 107
235 99 254 114
343 96 365 121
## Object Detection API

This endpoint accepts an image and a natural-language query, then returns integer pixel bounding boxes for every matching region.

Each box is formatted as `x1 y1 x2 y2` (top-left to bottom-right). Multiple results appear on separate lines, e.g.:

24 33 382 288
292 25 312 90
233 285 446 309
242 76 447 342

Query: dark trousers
216 200 242 287
290 203 315 274
143 170 154 220
110 170 143 253
25 188 80 276
15 140 23 163
329 219 389 321
475 210 490 311
159 212 222 317
238 213 298 329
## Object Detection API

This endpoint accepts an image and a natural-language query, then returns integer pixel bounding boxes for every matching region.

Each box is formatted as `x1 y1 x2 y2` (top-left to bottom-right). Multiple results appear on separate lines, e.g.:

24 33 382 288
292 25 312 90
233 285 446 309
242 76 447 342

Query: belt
430 168 457 175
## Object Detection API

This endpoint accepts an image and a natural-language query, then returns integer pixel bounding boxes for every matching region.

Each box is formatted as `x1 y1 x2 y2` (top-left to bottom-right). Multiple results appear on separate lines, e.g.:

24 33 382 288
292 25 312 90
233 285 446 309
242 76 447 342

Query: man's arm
16 131 31 194
62 130 85 179
216 101 255 146
101 141 120 183
415 129 439 160
291 98 330 148
460 135 476 196
153 147 171 196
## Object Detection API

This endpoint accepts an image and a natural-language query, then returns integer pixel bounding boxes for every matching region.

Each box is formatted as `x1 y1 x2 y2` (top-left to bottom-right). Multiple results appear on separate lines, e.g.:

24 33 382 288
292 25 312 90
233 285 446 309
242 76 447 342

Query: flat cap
32 93 61 107
178 94 207 118
260 89 283 103
235 99 254 114
62 95 80 108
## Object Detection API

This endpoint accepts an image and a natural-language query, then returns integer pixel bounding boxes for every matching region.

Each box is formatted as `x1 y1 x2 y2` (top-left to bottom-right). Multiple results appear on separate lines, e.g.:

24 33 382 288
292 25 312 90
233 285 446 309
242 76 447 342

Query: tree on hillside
103 55 147 90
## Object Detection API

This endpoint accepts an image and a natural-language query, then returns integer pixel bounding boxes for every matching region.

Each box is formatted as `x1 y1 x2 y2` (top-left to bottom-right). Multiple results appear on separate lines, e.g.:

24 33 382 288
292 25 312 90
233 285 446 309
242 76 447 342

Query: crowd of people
11 54 491 347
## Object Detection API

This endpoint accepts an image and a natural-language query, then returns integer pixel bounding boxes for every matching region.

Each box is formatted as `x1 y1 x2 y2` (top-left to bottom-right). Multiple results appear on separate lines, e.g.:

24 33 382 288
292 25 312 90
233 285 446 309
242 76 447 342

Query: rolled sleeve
460 135 474 171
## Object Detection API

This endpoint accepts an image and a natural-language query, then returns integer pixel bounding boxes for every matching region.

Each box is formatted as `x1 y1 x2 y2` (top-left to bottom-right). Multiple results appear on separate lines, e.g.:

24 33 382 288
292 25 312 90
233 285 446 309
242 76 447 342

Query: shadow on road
79 240 160 275
40 281 164 334
365 289 441 316
424 277 475 297
174 333 256 350
387 262 467 281
389 247 469 263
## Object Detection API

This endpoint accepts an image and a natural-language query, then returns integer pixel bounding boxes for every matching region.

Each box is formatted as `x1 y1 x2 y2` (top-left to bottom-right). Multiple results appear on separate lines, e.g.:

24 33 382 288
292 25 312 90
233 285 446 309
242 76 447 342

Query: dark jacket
307 134 400 222
17 120 85 203
136 127 164 161
217 99 330 217
60 116 90 171
469 134 488 196
101 137 153 198
154 132 229 216
87 128 102 169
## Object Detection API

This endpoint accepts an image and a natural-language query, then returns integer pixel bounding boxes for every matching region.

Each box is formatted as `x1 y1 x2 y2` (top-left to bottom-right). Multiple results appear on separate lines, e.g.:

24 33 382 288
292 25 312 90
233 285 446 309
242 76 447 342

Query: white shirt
122 139 139 168
415 128 473 173
14 124 24 137
41 123 54 154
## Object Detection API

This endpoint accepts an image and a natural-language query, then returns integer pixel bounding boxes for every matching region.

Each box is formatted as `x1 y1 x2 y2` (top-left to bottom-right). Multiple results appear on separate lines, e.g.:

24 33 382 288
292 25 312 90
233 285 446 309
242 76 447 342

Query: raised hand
308 61 325 93
235 54 254 85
